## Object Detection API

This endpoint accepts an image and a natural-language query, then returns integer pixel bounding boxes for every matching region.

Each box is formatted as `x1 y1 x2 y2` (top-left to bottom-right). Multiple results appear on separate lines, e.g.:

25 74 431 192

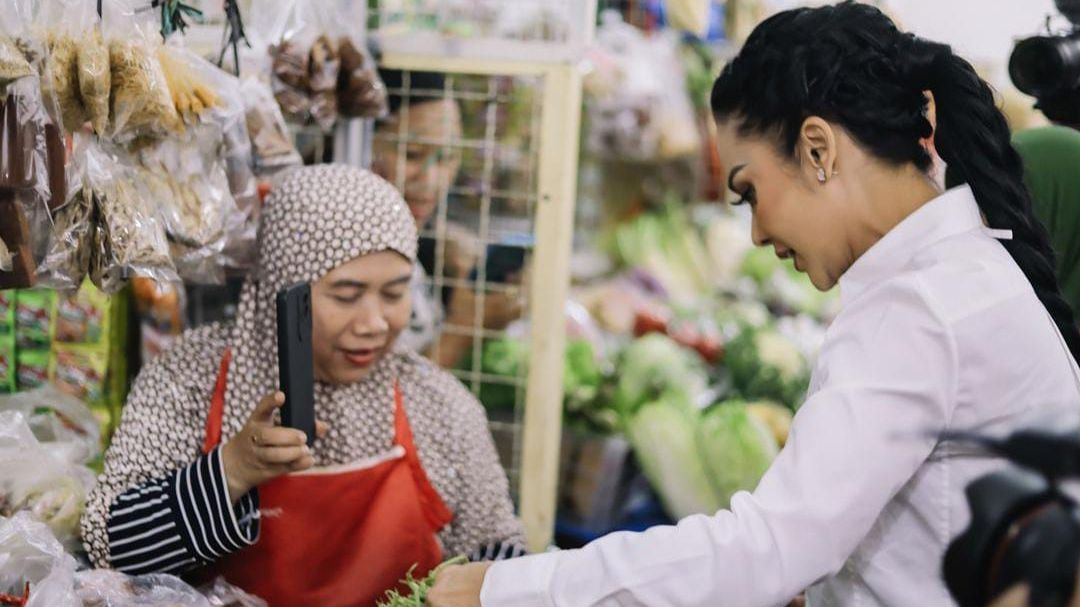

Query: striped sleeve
469 540 527 562
107 447 259 574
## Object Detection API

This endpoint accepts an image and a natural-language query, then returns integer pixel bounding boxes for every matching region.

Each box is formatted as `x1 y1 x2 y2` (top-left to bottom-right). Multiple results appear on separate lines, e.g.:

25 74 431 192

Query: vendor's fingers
250 391 285 424
289 454 315 471
315 420 330 439
253 426 307 447
256 444 310 465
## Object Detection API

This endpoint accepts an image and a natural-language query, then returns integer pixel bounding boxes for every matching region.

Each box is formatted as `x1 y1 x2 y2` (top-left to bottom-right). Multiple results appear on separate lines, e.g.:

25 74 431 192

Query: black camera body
944 429 1080 607
1010 0 1080 126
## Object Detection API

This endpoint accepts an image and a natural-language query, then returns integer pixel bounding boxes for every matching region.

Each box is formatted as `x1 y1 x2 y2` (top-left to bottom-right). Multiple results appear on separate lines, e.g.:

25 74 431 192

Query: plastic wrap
0 411 95 552
157 44 221 128
101 0 181 142
84 141 177 294
197 577 267 607
75 571 211 607
0 385 100 466
267 0 342 132
0 512 79 607
167 47 257 273
241 77 301 173
36 135 93 291
336 35 386 119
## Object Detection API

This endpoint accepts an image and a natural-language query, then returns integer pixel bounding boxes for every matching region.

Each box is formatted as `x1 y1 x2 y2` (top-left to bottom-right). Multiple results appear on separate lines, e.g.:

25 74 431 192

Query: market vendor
81 165 525 606
372 68 523 369
428 4 1080 606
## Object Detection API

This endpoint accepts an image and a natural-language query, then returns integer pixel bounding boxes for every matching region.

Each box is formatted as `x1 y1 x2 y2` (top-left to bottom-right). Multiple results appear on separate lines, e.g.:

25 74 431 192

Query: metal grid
374 71 543 502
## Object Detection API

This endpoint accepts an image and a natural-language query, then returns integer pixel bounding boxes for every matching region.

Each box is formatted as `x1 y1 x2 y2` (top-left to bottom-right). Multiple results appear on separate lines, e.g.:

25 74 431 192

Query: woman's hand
427 562 491 607
220 391 328 504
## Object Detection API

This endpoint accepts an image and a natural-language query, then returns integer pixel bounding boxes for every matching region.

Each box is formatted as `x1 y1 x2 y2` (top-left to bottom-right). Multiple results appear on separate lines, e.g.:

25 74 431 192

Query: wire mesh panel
373 43 585 549
372 71 543 504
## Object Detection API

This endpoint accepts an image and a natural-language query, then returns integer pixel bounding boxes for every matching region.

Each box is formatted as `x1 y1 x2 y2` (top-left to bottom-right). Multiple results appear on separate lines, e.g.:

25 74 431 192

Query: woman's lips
343 348 379 367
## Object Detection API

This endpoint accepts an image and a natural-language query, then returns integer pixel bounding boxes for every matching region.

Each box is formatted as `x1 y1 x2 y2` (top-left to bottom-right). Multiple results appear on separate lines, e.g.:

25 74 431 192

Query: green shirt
1012 126 1080 316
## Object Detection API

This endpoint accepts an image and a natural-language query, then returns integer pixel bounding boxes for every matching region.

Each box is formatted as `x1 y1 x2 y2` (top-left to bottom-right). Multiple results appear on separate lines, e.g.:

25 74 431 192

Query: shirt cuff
480 550 563 607
173 446 260 562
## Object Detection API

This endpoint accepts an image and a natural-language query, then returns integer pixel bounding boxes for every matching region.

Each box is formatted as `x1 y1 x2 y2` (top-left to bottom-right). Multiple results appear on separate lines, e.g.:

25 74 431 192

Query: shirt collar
838 185 987 306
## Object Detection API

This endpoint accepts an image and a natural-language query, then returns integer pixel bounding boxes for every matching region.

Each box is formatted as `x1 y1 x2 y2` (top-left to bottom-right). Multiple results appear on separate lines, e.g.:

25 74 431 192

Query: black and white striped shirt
106 446 258 574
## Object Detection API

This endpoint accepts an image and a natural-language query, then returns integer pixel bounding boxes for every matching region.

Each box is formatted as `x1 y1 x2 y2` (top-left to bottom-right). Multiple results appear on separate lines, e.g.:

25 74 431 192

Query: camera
943 426 1080 607
1010 0 1080 126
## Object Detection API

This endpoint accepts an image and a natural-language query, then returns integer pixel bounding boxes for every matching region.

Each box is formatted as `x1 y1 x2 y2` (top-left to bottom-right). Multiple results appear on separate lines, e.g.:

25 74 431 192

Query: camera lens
1010 33 1080 97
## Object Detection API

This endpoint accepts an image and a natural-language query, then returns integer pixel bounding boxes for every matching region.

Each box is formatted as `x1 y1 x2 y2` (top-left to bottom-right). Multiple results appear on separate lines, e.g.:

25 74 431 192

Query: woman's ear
798 116 838 183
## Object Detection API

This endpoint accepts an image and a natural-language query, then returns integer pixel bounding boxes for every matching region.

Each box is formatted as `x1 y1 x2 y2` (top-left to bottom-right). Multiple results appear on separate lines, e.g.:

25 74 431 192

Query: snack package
15 348 48 390
84 140 177 294
0 290 12 333
15 289 54 349
242 77 301 174
0 333 13 394
50 346 107 403
53 280 108 345
267 0 342 132
101 0 182 142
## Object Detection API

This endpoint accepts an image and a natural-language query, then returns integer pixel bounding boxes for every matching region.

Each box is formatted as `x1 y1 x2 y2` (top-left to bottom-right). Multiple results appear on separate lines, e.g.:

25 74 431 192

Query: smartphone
469 242 530 284
276 282 316 447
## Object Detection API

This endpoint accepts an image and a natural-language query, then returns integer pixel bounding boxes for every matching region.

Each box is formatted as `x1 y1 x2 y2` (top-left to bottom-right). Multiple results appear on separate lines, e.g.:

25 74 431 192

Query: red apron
200 351 453 607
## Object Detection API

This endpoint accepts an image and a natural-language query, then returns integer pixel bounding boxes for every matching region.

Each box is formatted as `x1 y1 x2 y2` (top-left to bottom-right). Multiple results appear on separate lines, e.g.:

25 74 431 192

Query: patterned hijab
222 164 418 451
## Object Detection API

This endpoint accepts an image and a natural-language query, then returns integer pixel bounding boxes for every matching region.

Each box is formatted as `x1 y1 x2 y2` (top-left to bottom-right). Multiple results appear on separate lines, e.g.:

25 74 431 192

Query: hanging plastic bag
101 0 181 143
84 140 177 294
0 512 79 607
267 0 341 132
0 411 95 552
333 6 386 119
241 77 301 174
158 44 258 274
75 570 211 607
0 385 100 466
35 134 93 291
35 0 109 135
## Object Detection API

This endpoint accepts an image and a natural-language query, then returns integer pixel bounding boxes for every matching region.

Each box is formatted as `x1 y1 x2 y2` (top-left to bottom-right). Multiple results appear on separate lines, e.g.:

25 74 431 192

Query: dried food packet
108 37 182 141
85 143 176 294
337 36 387 119
77 28 110 135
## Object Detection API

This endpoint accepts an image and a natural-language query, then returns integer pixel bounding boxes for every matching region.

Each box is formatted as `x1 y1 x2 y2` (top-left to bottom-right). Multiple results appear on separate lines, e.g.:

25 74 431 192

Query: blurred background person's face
372 98 463 227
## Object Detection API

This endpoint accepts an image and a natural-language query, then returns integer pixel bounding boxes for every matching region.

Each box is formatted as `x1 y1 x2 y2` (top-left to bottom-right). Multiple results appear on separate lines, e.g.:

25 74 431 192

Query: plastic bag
36 135 93 291
0 512 79 607
101 0 181 142
75 570 211 607
197 577 267 607
36 0 109 135
161 46 257 273
241 77 301 174
0 385 100 466
267 0 341 132
84 140 177 294
0 410 95 552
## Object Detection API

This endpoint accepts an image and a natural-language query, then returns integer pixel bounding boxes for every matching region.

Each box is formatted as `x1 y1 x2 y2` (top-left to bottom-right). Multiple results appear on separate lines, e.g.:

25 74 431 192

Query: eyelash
732 186 756 206
334 292 406 304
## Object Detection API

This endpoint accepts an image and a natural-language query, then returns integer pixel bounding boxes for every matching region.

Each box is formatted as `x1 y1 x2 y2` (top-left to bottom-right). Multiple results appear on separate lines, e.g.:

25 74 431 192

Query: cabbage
699 400 779 508
625 396 722 519
745 400 794 447
613 333 708 415
725 327 809 410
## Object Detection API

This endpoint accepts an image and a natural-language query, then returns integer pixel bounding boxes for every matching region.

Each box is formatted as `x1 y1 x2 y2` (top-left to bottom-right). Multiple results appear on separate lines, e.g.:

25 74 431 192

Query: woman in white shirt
429 3 1080 606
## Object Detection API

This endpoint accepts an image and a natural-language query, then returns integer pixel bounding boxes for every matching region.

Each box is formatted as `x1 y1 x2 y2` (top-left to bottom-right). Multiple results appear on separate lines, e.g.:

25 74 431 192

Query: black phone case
276 283 316 447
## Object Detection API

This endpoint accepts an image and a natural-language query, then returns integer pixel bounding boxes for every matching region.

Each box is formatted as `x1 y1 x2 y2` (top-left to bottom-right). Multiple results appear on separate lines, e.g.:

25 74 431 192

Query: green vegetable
564 339 602 407
699 400 779 508
613 333 707 416
725 327 809 410
458 337 529 411
625 395 722 519
745 400 794 447
377 556 469 607
611 205 713 302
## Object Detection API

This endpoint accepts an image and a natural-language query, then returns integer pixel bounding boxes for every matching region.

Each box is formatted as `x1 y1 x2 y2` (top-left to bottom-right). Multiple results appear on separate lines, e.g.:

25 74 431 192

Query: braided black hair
711 1 1080 365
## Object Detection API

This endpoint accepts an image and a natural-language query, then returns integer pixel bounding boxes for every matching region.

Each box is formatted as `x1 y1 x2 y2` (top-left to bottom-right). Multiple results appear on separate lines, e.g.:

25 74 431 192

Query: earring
817 167 826 183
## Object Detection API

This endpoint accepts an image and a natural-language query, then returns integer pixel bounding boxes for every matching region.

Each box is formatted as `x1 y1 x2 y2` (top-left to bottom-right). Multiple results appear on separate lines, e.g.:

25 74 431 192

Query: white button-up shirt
482 186 1080 607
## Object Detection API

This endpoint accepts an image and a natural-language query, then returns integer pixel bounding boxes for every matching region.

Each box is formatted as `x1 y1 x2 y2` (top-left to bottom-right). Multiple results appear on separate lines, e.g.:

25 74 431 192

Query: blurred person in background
372 69 524 369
